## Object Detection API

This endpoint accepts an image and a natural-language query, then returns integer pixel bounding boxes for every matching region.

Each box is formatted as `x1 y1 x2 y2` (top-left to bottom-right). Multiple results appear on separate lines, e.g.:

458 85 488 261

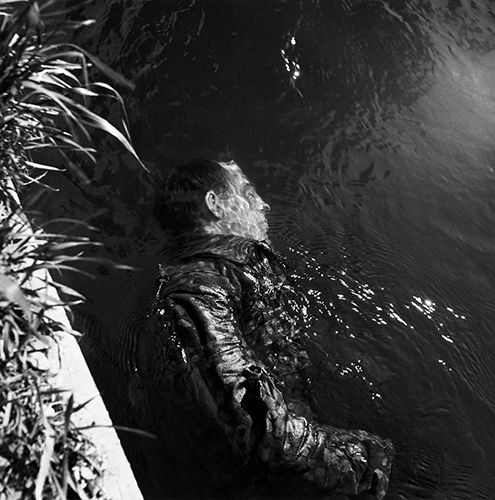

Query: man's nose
260 199 270 212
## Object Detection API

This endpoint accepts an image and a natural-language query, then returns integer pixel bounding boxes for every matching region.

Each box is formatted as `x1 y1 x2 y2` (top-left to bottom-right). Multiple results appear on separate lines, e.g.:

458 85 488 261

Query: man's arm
147 280 394 498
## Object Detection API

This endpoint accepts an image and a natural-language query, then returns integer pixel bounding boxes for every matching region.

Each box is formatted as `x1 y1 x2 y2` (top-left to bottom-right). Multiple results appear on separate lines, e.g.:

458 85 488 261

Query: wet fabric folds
130 234 394 498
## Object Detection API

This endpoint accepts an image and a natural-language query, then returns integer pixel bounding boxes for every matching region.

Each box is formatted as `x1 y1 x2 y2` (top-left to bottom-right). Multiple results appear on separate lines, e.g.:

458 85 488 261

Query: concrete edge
43 279 145 500
25 266 145 499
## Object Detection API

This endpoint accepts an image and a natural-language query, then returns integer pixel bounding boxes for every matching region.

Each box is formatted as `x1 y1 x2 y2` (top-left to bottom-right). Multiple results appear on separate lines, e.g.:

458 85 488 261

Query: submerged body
130 232 394 498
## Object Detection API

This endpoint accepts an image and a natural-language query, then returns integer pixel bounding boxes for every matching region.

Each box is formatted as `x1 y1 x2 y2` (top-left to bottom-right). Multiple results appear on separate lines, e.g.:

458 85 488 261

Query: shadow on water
25 0 495 498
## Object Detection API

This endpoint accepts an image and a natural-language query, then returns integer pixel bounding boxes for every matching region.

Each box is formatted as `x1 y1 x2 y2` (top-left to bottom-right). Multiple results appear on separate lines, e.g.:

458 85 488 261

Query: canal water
33 1 495 498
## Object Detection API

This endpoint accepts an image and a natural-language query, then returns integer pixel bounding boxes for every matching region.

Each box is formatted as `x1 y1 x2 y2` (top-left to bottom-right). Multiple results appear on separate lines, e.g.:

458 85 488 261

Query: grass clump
0 1 143 498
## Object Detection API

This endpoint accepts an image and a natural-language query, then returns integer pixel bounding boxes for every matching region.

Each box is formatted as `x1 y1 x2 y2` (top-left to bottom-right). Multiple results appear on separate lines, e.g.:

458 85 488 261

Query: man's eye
244 187 256 198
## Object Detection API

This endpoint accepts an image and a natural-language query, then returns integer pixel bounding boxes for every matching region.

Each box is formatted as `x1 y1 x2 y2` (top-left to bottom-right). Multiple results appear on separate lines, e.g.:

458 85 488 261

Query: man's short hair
154 159 232 236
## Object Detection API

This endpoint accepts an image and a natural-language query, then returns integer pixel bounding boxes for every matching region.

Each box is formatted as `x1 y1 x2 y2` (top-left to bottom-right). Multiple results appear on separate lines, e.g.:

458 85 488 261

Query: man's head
155 159 270 241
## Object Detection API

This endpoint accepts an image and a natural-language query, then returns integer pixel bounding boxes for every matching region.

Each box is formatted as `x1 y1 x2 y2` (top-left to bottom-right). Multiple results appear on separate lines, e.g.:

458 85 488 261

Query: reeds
0 1 143 498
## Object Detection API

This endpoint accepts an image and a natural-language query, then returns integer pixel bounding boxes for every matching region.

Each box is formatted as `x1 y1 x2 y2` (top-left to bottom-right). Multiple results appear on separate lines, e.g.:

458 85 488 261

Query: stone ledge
51 322 144 500
28 262 144 500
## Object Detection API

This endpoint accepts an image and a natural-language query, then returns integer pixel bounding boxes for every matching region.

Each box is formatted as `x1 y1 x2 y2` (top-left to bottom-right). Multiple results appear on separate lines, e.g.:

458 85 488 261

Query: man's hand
362 435 395 499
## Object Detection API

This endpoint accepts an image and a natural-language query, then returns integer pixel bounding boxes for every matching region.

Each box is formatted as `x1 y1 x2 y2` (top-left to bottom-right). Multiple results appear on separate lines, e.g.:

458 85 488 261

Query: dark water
31 1 495 498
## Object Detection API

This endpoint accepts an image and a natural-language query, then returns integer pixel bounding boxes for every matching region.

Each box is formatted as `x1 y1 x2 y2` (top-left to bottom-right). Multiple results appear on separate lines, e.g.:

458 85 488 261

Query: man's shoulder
163 257 224 280
156 255 239 296
153 234 284 300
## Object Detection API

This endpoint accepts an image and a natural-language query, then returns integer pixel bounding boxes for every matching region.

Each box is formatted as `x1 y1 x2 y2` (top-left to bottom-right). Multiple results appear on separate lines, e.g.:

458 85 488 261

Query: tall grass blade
35 430 55 500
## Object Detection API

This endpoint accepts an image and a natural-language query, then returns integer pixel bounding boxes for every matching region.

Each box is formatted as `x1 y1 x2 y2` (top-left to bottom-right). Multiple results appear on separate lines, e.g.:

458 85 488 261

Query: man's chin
259 232 271 245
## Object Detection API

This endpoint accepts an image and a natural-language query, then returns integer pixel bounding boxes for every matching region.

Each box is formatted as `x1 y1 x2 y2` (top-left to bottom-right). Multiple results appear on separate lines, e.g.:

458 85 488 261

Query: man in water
130 159 394 499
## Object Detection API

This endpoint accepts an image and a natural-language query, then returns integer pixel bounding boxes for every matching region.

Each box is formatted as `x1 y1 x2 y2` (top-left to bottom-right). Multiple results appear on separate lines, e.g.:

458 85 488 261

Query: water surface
33 1 495 498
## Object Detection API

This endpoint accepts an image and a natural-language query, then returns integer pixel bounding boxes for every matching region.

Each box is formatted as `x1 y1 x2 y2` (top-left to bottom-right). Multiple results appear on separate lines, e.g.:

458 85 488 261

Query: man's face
217 161 270 241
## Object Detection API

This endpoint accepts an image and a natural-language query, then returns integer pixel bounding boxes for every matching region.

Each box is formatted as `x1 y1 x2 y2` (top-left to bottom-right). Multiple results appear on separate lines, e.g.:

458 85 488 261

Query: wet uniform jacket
130 234 394 499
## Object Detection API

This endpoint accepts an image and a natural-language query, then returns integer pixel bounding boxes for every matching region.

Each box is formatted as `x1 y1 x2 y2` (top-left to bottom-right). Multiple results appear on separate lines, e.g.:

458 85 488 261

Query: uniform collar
168 233 273 265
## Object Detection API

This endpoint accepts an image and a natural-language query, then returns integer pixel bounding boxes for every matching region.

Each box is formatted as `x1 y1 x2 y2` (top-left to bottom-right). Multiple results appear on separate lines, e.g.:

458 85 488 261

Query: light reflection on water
270 170 495 495
30 0 495 498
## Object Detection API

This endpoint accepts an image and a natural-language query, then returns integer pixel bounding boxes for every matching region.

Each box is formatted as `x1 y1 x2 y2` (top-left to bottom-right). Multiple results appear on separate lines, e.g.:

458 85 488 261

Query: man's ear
205 190 224 219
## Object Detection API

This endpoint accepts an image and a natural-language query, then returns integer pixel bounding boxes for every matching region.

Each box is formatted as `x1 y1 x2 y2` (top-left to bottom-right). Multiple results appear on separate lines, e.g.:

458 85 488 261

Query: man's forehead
219 161 249 184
